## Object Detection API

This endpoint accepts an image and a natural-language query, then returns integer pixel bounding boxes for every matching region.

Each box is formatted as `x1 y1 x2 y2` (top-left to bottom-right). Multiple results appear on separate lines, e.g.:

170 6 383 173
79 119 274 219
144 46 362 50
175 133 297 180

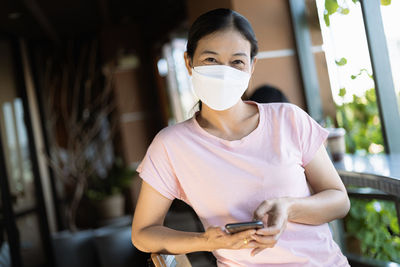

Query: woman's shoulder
257 102 315 133
258 102 306 117
151 118 193 145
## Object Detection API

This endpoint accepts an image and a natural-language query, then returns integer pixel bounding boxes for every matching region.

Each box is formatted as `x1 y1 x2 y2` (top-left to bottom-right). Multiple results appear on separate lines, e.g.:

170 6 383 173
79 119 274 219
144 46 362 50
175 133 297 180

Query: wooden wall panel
233 0 296 51
247 56 305 108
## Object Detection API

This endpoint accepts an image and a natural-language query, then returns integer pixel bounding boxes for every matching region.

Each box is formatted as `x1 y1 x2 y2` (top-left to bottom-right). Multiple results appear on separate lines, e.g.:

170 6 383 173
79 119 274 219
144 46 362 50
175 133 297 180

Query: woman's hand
251 198 292 256
202 226 258 251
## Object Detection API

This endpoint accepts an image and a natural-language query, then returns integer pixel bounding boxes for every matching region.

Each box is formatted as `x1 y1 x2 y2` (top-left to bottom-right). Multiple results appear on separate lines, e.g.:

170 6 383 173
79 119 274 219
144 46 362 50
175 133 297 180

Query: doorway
0 39 54 267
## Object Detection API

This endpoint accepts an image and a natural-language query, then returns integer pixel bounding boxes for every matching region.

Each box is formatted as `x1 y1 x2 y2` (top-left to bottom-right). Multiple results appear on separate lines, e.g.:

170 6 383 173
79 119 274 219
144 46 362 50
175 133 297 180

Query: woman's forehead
195 29 251 57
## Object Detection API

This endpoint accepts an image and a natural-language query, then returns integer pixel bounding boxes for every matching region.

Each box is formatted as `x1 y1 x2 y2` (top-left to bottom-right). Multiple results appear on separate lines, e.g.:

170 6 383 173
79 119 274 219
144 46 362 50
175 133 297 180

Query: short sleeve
292 105 329 166
136 131 181 200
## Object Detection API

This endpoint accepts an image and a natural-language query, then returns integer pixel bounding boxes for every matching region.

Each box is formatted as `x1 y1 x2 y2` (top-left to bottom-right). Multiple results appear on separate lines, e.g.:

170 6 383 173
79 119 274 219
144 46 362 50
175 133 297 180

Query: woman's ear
250 57 257 75
184 52 193 75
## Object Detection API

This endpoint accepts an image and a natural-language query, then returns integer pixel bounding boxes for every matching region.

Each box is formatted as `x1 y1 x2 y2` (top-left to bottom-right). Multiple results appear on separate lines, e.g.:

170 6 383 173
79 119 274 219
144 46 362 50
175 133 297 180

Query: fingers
229 229 257 249
253 200 273 220
237 239 259 249
249 240 276 257
252 222 282 250
268 209 286 228
250 198 291 256
255 227 280 236
240 239 261 250
206 226 277 251
251 246 268 257
254 226 283 248
251 233 278 247
256 213 287 240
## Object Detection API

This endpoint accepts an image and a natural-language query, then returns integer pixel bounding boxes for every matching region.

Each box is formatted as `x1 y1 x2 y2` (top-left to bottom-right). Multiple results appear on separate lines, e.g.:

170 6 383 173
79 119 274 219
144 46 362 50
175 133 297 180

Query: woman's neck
196 100 258 135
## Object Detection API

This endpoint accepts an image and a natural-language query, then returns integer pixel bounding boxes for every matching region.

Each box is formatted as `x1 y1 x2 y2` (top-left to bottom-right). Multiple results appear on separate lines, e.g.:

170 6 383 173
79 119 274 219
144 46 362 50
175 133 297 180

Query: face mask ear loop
189 60 194 76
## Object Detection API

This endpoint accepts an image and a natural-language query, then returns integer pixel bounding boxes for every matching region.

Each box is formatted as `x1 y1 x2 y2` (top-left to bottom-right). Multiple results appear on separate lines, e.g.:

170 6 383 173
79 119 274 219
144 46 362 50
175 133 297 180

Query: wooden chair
150 253 192 267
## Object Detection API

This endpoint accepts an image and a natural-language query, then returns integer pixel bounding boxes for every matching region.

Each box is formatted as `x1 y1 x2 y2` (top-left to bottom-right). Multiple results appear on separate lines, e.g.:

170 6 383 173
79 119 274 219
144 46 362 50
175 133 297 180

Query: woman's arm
131 180 258 254
254 144 350 225
287 143 350 224
250 144 350 256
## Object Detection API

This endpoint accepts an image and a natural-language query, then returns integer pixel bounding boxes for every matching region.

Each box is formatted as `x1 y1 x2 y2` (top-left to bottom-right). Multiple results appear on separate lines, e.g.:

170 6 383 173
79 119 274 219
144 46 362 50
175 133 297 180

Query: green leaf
381 0 391 6
325 0 339 14
390 217 399 234
339 88 346 97
345 198 400 262
352 0 359 3
324 13 330 27
340 8 350 15
324 0 339 26
335 57 347 66
351 75 357 79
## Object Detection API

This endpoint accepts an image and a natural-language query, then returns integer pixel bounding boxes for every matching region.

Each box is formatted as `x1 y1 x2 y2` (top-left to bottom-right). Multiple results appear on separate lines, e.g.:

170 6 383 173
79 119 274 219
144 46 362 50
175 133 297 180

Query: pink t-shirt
136 101 349 266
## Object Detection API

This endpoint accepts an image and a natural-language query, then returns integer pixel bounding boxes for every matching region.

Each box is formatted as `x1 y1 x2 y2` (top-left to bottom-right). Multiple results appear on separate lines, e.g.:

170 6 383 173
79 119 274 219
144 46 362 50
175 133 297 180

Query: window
316 0 384 155
381 1 400 112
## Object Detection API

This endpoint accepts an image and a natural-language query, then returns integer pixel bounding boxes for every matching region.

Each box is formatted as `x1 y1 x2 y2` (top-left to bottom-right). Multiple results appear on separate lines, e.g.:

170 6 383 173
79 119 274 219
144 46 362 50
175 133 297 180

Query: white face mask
191 65 251 111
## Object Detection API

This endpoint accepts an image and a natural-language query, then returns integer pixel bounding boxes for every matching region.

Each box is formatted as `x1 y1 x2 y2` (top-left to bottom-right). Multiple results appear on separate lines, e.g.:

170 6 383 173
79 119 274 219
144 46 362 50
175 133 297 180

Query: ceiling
0 0 187 42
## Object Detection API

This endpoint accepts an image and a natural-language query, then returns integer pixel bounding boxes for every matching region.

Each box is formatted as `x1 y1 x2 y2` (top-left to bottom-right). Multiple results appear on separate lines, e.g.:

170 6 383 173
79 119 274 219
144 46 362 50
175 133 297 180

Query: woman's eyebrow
199 50 248 57
200 50 218 55
233 52 248 57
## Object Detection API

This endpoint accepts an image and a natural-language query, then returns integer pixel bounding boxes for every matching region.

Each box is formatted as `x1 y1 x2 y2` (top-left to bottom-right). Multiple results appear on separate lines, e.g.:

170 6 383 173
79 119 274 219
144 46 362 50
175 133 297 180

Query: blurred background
0 0 399 266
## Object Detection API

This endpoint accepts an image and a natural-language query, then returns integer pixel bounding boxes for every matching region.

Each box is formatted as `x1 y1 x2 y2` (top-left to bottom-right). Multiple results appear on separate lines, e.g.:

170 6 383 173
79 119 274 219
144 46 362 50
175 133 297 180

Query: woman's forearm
287 189 350 225
132 225 208 254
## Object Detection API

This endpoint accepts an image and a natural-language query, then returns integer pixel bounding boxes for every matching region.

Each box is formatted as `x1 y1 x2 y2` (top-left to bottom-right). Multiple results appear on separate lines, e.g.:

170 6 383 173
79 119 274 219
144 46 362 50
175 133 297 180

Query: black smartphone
225 220 264 234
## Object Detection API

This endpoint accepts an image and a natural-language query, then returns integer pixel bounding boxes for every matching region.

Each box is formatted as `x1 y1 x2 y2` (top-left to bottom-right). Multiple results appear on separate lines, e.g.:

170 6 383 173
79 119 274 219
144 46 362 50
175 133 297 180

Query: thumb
254 200 273 220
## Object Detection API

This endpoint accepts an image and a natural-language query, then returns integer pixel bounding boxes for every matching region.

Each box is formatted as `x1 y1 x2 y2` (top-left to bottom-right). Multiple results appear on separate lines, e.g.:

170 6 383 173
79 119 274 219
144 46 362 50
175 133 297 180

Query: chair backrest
93 226 148 267
150 253 192 267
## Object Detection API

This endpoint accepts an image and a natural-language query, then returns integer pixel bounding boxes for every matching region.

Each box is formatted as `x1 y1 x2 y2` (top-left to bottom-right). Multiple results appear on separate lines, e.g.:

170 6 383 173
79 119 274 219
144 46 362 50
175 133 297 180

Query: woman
132 8 350 266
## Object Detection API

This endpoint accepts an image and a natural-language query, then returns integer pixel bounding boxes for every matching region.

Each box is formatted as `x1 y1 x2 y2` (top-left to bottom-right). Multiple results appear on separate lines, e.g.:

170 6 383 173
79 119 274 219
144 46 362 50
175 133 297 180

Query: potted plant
86 158 135 220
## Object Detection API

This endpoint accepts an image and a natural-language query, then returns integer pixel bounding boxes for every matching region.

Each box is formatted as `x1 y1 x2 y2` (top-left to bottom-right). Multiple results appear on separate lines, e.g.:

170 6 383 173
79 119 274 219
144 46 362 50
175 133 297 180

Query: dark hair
187 8 258 111
187 8 258 60
249 85 290 103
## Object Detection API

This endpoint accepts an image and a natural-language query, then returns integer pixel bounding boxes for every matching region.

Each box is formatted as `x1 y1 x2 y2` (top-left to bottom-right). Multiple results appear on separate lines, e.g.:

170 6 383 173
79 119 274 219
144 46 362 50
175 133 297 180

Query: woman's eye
204 58 217 63
232 60 244 65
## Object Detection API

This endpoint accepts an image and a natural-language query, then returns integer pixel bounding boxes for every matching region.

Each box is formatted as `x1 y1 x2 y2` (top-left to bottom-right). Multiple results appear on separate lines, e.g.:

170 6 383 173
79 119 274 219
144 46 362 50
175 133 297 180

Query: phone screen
225 221 264 234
